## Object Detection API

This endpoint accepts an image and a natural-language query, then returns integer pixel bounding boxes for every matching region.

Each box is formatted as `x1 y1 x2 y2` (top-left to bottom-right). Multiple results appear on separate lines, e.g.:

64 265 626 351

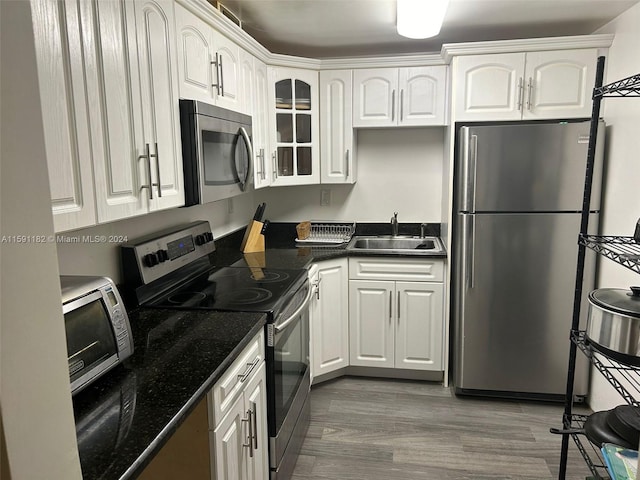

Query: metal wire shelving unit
556 62 640 480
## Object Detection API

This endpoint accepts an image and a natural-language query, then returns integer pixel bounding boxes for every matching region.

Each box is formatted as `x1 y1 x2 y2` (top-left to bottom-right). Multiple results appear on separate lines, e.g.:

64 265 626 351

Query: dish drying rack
295 221 355 245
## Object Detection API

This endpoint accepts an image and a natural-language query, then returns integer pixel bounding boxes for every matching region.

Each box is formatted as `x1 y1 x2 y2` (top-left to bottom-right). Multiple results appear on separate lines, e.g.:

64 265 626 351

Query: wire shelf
295 221 355 245
560 413 611 479
580 235 640 274
572 331 640 406
594 72 640 98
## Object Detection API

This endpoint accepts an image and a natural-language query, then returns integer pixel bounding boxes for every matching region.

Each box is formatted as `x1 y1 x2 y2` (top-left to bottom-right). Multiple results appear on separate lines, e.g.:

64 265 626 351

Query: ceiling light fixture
397 0 450 39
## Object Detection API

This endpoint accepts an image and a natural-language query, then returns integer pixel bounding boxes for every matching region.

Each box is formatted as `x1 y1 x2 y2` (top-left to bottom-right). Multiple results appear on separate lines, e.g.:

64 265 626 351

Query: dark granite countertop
72 308 266 480
212 222 447 270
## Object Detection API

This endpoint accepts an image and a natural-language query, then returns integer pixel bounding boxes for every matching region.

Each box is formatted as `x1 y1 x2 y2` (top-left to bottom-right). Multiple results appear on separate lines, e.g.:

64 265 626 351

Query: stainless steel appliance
179 100 253 206
453 120 604 401
121 221 311 480
60 276 133 395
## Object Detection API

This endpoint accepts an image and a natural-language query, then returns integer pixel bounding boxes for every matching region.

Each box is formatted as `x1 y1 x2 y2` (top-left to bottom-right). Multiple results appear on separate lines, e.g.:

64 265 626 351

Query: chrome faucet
420 223 427 238
391 212 399 237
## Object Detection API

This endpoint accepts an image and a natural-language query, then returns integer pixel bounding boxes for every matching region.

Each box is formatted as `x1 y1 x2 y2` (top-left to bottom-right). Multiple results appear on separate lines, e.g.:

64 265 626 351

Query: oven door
196 112 253 204
267 282 312 469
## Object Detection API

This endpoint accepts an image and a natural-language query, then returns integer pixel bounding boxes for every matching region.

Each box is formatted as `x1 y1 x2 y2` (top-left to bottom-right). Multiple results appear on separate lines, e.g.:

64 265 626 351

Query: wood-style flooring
292 377 595 480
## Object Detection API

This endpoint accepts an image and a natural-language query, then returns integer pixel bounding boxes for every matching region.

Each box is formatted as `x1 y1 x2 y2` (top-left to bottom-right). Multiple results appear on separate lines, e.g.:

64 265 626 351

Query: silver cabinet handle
389 291 392 321
219 55 224 96
242 409 254 458
526 77 533 111
517 77 524 112
211 53 221 95
272 151 278 179
391 90 395 122
400 89 404 121
251 401 258 449
397 291 400 322
151 142 161 197
237 357 260 383
138 143 153 200
345 150 350 178
258 148 266 180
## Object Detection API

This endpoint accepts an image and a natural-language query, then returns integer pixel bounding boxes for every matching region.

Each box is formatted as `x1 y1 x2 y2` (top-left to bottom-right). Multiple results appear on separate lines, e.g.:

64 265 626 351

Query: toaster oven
61 276 133 395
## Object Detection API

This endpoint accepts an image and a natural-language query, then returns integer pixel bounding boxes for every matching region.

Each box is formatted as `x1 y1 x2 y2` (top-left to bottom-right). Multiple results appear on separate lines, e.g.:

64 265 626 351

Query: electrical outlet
227 197 234 214
320 189 331 206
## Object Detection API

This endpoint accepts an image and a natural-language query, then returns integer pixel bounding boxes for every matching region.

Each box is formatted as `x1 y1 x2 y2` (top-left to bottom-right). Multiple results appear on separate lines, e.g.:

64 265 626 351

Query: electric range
120 221 311 480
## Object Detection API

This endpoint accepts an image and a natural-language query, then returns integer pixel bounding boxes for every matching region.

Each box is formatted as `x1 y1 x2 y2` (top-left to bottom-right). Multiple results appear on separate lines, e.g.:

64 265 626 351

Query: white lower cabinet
209 332 268 480
310 259 349 381
348 258 444 371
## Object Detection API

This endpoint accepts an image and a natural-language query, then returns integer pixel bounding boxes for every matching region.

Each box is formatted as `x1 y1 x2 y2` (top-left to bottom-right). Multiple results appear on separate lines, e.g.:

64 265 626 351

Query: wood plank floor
292 377 598 480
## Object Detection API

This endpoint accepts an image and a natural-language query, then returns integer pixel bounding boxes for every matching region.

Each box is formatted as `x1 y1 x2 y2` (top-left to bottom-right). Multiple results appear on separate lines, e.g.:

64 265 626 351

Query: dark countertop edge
120 316 266 480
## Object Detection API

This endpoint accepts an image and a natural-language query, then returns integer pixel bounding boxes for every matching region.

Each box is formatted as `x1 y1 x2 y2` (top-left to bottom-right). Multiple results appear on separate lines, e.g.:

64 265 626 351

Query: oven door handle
273 285 313 334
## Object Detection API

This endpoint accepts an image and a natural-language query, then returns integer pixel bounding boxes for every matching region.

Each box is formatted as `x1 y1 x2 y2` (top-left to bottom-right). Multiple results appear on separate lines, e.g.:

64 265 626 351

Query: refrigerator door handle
460 130 478 213
461 214 476 289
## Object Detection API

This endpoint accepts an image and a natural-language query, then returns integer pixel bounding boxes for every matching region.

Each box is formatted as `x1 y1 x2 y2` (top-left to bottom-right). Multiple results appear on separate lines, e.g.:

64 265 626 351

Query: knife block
241 220 265 253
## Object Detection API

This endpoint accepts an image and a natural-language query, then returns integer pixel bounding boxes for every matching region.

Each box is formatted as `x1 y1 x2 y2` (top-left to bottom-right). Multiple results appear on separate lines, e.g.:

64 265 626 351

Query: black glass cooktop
148 266 307 314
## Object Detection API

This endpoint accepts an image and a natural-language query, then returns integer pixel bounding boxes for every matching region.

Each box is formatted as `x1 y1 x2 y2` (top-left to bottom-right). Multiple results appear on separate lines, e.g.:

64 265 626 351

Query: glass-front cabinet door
269 67 319 185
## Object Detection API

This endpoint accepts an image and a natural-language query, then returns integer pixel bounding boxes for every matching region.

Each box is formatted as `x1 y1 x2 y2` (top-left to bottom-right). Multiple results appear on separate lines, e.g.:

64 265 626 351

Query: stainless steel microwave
179 100 253 206
61 276 133 395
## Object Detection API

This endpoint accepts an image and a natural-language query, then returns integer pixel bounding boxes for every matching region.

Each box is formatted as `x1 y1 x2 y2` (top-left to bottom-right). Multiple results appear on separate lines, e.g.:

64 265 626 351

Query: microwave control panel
121 221 215 285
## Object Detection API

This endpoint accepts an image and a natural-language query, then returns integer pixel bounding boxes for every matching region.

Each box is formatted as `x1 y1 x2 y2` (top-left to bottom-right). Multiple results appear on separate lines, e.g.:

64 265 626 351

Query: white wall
589 2 640 411
255 128 445 223
56 192 256 283
0 2 82 478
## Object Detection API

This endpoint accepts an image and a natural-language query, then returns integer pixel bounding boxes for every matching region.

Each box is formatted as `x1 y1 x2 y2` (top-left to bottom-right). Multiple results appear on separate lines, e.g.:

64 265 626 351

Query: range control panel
121 221 215 285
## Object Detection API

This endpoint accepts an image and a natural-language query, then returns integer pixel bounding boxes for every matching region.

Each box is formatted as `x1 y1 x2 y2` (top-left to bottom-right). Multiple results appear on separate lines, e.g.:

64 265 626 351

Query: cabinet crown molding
441 34 614 63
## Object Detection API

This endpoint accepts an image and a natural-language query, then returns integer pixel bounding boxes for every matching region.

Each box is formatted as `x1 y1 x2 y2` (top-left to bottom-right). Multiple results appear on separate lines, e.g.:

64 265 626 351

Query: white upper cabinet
268 67 320 186
521 50 597 120
253 59 272 189
319 70 355 184
32 0 96 232
353 66 447 127
453 49 597 121
175 3 243 113
240 49 255 116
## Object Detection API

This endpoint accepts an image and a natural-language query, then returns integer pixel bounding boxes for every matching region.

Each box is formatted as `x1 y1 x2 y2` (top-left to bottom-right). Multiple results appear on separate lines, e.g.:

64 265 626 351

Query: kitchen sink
346 236 445 255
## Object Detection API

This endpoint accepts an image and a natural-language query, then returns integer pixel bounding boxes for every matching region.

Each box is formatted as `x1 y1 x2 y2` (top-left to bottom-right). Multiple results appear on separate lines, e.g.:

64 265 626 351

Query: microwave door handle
238 127 253 191
273 286 313 334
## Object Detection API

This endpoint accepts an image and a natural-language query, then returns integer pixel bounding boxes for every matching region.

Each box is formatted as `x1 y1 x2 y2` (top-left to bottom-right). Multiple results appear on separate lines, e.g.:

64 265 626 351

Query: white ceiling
219 0 639 58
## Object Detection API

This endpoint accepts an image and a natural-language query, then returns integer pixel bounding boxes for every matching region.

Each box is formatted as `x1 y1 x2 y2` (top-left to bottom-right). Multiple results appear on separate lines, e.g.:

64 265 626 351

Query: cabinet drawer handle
517 77 524 112
150 142 161 198
389 291 392 321
400 89 404 122
237 357 260 383
251 400 258 449
345 150 350 178
138 143 153 200
397 291 400 322
391 90 396 122
211 53 221 95
526 77 533 111
242 409 254 457
272 151 278 179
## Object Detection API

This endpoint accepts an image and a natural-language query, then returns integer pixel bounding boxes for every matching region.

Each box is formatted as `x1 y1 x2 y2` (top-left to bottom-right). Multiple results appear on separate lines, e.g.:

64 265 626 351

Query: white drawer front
208 330 264 428
349 257 444 282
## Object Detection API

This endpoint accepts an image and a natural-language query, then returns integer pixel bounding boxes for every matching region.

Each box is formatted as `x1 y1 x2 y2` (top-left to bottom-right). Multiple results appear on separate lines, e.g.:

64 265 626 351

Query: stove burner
220 288 273 305
251 271 290 283
167 291 208 305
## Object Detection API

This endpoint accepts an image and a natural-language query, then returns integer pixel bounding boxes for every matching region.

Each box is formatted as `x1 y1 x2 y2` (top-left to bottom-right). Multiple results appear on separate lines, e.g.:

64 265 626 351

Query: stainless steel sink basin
346 236 445 255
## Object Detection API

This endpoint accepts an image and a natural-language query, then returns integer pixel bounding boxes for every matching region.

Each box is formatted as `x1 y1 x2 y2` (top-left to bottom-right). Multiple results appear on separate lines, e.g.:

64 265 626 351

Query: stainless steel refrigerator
453 120 603 401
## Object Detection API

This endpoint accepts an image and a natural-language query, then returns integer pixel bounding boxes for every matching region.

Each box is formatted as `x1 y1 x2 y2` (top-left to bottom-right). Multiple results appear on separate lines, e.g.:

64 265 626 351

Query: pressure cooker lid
589 287 640 317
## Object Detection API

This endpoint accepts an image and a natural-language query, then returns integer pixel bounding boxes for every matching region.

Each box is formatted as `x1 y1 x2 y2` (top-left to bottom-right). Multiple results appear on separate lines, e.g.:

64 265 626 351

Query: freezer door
458 122 603 213
454 212 592 396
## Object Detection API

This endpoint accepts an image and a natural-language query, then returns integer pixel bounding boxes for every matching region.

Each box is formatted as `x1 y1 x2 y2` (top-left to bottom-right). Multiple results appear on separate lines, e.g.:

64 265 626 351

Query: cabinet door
175 3 215 103
395 282 443 371
319 70 355 184
269 67 320 186
32 0 97 232
243 363 269 480
522 49 597 120
353 68 398 127
312 259 350 379
81 0 149 223
212 395 247 480
453 53 525 121
349 280 395 368
213 33 242 112
399 66 447 126
240 49 255 116
253 59 271 189
133 0 184 212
